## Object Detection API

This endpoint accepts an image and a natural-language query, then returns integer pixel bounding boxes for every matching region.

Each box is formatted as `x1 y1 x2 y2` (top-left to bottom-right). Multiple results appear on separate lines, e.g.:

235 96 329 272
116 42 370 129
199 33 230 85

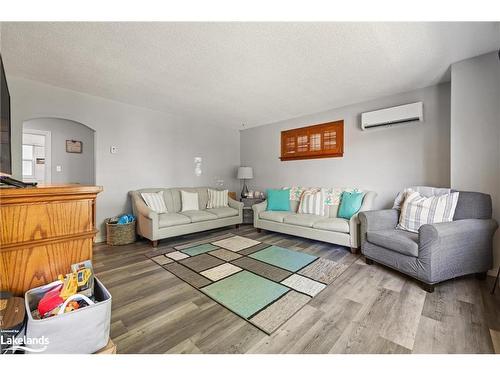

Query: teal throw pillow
338 191 364 219
266 189 290 211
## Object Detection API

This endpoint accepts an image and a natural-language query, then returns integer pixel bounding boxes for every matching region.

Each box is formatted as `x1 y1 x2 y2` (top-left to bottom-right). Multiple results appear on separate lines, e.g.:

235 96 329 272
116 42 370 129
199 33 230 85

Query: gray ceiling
1 22 499 129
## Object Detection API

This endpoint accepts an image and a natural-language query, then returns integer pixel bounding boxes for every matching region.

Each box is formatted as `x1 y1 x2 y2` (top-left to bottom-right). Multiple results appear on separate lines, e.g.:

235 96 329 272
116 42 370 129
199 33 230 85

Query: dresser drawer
0 199 94 245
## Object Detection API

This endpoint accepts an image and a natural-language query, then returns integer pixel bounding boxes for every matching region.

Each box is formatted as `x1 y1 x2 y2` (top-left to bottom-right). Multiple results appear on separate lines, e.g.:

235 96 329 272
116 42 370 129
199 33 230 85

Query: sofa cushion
141 192 168 213
181 190 200 212
159 213 191 228
206 207 238 218
180 210 218 223
266 189 291 211
283 214 323 228
367 229 419 257
313 218 350 233
338 191 365 219
453 190 492 220
259 210 291 223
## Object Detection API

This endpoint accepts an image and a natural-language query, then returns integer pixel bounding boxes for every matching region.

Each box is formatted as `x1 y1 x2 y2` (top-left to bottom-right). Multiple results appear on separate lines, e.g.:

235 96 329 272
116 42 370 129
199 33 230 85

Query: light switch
110 146 118 154
56 165 62 172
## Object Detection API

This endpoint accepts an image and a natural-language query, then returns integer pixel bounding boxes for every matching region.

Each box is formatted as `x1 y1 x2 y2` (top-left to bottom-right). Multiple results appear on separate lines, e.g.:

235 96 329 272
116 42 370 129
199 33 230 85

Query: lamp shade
237 167 253 179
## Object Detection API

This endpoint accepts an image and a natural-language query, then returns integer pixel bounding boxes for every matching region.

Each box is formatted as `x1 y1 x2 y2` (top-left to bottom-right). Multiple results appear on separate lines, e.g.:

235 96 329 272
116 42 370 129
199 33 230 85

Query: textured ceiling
1 22 499 129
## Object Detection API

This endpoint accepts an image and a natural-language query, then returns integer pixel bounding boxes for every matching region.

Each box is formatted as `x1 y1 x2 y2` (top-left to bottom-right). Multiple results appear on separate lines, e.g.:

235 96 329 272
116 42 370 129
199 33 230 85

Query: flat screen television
0 54 12 176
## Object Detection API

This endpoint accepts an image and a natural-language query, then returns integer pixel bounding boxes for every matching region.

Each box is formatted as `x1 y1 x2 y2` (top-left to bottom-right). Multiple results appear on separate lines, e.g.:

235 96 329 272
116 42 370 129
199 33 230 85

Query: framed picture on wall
66 140 83 153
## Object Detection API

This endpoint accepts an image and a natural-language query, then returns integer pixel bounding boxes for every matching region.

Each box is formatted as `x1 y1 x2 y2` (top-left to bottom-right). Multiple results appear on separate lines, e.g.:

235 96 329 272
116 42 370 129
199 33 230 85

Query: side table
241 197 265 224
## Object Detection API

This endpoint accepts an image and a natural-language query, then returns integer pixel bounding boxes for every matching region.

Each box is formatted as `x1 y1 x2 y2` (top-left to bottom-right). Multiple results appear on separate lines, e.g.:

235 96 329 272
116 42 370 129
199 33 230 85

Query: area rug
146 233 351 334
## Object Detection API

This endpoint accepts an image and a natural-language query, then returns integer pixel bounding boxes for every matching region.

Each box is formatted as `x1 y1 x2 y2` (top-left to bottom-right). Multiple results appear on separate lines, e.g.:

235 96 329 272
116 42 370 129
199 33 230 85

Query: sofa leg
422 282 435 293
475 272 487 280
365 257 374 265
350 247 359 254
235 224 240 229
256 228 262 233
151 240 158 248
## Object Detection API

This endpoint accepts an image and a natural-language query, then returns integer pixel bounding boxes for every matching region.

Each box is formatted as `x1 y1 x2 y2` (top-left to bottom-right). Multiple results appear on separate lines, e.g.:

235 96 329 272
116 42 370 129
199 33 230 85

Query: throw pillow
181 190 199 212
338 191 365 219
298 189 325 216
393 186 452 210
207 189 228 208
266 189 291 211
141 192 168 213
398 191 459 233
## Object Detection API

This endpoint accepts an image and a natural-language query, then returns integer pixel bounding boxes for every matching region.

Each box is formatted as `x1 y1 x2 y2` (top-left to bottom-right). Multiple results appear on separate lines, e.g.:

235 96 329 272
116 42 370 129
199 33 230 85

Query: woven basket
105 218 136 246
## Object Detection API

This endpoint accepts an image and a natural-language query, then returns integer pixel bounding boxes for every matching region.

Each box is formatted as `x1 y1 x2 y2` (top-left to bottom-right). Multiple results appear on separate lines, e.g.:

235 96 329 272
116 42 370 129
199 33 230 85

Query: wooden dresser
0 184 103 295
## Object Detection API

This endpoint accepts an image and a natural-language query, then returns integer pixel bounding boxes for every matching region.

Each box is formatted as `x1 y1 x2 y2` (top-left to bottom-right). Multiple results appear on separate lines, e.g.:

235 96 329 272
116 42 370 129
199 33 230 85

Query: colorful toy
37 284 63 317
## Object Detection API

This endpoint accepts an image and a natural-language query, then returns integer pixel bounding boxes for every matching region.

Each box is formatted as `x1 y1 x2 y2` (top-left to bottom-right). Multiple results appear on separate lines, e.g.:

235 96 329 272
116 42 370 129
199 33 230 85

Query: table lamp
237 167 253 198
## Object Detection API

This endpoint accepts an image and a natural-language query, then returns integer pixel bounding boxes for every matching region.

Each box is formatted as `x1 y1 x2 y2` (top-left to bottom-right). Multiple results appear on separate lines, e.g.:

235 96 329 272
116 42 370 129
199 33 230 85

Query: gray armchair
359 191 498 292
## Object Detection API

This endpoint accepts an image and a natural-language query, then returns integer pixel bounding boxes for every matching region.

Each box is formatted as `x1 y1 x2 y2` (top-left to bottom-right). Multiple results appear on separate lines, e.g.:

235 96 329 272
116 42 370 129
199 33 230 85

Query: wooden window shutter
280 120 344 161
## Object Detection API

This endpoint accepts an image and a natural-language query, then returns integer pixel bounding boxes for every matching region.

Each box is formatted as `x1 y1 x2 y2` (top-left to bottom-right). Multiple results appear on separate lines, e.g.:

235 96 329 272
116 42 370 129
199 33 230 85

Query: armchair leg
475 272 487 280
151 240 158 248
421 282 435 293
365 258 374 265
350 247 359 254
491 267 500 294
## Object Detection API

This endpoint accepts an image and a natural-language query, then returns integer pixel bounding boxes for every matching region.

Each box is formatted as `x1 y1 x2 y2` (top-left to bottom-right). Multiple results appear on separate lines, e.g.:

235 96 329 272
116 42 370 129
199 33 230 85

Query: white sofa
253 190 377 253
130 187 243 246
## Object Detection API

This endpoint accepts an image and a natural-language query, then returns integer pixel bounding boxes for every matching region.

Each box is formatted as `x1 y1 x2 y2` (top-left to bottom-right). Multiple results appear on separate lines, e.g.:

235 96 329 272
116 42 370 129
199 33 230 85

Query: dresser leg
151 240 158 248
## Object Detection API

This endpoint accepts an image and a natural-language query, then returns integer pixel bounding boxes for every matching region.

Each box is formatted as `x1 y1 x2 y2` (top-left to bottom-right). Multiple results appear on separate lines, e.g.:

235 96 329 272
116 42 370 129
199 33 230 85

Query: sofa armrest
228 197 244 212
419 218 498 251
130 192 159 221
349 191 377 248
418 218 498 283
252 200 267 215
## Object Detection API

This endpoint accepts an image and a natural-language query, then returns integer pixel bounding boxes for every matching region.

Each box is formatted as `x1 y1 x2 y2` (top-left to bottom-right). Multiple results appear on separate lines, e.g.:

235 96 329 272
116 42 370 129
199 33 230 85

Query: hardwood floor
93 225 500 354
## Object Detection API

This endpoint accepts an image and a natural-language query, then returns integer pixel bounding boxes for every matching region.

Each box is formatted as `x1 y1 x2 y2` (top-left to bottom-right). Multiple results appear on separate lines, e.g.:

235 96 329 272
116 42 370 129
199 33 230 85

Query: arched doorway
22 118 95 185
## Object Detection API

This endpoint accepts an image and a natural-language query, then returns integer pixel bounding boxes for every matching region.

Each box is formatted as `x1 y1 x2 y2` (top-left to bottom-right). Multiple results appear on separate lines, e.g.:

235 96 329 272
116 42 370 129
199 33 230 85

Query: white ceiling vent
361 102 423 130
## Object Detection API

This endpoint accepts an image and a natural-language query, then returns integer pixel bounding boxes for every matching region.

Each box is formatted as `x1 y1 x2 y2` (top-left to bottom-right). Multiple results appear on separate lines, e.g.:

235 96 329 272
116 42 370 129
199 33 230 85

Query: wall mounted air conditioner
361 102 423 130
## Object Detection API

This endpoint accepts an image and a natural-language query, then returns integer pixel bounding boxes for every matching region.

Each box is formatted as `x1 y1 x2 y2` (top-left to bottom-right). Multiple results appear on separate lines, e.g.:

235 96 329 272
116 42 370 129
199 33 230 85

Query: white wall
9 77 240 241
24 118 95 185
240 83 451 209
451 51 500 273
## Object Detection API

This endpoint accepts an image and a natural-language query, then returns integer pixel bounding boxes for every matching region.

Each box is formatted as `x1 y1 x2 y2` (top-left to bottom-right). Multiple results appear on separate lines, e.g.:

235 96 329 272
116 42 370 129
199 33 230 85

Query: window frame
280 120 344 161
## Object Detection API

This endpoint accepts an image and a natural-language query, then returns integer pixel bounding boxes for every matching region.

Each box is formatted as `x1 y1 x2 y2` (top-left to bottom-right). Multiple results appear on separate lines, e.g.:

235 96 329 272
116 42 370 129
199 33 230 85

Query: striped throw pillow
298 189 325 216
207 189 229 208
397 190 459 233
141 192 168 213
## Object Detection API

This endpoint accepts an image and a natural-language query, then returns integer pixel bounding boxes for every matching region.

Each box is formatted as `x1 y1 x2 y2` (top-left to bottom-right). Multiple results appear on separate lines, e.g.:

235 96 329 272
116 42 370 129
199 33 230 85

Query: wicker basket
105 218 136 246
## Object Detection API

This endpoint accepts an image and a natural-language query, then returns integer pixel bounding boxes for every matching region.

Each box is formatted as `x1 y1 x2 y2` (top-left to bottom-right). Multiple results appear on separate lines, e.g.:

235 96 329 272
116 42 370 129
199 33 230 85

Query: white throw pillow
393 186 452 210
207 189 228 208
398 190 459 233
141 192 168 213
181 190 199 212
298 189 325 216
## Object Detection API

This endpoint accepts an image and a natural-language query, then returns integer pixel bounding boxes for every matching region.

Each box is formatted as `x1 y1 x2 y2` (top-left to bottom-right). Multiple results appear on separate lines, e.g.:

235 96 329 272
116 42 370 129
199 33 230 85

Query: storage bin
24 277 111 354
106 218 136 245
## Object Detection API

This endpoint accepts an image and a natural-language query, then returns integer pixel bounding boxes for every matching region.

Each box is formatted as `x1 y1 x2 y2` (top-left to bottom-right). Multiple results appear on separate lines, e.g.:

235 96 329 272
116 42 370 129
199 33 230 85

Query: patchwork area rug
146 233 351 334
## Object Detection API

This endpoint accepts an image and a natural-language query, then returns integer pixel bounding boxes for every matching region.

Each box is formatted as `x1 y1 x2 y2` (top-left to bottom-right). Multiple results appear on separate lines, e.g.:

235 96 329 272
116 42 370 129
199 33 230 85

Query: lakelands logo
1 334 49 353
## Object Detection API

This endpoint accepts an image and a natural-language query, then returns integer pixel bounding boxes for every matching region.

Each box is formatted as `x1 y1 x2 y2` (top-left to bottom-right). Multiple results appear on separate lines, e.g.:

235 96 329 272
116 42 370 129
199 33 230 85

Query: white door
22 130 51 184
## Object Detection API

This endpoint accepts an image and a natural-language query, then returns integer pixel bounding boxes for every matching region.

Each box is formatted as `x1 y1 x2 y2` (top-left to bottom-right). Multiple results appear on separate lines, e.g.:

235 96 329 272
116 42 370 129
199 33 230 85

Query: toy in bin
36 260 95 319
